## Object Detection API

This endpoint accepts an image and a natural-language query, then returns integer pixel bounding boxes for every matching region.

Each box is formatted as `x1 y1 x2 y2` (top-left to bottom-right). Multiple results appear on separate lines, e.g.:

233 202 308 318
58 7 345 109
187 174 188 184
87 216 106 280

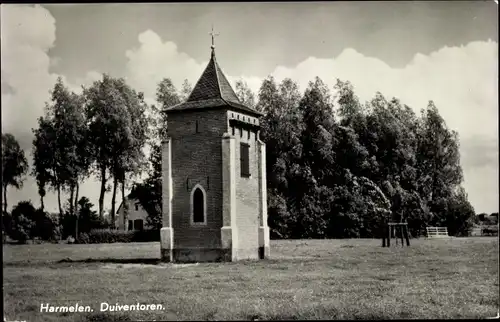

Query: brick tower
160 30 270 262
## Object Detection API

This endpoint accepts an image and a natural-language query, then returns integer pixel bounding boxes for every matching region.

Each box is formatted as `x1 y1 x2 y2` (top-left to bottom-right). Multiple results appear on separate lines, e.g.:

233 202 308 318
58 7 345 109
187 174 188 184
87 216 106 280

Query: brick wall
168 110 227 249
166 108 262 259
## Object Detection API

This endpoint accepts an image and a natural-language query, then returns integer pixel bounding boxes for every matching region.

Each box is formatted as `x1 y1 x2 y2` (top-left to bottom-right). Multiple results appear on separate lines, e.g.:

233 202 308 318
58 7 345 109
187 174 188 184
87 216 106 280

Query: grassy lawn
3 238 499 321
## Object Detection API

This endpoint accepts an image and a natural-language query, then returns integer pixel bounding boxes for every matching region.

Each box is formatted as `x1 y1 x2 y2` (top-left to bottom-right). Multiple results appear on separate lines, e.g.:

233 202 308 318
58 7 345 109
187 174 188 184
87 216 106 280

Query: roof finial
209 24 219 57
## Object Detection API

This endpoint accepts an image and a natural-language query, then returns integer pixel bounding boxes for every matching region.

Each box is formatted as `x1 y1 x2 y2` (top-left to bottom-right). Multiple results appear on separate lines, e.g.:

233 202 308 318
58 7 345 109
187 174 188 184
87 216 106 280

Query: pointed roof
165 48 262 117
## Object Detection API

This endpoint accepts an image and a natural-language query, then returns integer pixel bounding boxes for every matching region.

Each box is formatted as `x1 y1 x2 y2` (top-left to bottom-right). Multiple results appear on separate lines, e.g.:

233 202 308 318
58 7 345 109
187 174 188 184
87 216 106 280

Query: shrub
34 209 60 241
75 229 160 244
77 232 90 244
9 215 34 244
87 229 135 244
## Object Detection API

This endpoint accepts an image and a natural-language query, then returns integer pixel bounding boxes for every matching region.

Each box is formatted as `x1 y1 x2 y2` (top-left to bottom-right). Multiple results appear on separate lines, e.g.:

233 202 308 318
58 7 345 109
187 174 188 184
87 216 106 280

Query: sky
1 2 498 215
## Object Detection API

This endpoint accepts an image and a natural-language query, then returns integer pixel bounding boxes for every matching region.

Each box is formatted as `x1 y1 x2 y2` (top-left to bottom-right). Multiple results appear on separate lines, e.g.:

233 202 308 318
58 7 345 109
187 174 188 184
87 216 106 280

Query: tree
179 79 193 102
9 201 36 242
2 133 29 214
32 78 92 239
83 74 132 221
235 79 256 108
333 80 435 237
9 214 33 244
76 196 101 234
416 101 463 226
32 208 60 241
489 213 498 225
153 78 181 142
77 197 98 231
32 116 60 214
299 77 336 178
32 120 52 211
445 187 475 236
102 78 149 229
257 76 303 238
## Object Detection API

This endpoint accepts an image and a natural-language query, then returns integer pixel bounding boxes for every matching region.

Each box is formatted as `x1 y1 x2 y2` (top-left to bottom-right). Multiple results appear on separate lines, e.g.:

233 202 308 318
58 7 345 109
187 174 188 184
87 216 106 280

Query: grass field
3 238 499 321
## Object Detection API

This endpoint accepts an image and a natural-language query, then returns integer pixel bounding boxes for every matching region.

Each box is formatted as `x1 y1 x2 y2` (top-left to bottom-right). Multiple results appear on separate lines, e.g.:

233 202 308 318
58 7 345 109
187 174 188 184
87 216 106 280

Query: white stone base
160 227 174 262
259 226 270 259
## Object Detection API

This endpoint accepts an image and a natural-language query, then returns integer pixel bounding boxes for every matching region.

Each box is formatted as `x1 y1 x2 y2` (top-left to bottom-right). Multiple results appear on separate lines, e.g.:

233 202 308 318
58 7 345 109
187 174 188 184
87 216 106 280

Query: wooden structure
426 226 449 238
382 222 410 247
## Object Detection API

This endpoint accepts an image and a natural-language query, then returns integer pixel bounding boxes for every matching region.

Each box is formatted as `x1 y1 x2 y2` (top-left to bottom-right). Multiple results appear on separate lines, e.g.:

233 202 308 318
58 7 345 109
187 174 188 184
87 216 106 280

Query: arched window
190 184 207 225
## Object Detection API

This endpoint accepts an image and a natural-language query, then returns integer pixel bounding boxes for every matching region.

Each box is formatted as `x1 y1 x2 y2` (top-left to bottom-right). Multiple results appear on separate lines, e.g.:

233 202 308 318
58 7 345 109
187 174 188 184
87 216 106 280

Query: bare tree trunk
40 195 45 211
111 176 118 229
121 179 128 231
74 182 79 239
57 184 63 217
98 166 106 221
3 184 7 214
57 183 63 241
69 183 75 217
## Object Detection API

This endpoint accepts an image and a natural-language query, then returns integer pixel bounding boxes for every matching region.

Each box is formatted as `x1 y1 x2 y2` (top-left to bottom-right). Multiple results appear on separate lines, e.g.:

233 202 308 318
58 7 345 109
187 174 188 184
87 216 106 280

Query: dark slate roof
165 50 262 117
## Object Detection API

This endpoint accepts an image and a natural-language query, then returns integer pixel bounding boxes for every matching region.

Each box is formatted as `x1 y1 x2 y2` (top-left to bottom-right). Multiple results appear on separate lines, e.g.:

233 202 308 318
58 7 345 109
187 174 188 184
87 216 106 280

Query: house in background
116 196 148 231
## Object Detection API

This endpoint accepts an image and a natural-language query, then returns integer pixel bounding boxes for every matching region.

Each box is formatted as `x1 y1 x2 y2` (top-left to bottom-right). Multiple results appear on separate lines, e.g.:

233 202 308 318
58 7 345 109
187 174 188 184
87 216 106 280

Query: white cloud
125 29 206 102
1 4 58 137
125 30 498 213
1 5 102 137
63 71 103 95
1 5 114 215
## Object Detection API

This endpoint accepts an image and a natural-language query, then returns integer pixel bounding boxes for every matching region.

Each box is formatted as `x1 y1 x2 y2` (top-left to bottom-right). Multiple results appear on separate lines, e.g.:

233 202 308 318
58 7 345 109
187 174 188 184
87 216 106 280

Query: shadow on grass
4 256 298 268
3 257 162 267
57 257 162 264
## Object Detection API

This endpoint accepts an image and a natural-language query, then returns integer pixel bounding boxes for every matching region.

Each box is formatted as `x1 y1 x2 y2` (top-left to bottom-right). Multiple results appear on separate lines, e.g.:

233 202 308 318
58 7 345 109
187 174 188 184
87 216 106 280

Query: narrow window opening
196 120 200 133
240 143 250 177
128 220 133 231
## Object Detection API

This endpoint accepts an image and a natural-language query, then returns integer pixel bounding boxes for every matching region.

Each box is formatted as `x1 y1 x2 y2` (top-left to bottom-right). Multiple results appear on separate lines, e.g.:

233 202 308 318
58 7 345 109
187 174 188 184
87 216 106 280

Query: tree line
2 73 479 242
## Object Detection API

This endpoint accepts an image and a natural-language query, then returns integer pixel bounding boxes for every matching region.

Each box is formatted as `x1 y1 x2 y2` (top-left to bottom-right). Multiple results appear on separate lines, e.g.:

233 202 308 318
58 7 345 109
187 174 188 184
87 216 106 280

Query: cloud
125 29 206 104
125 30 498 213
1 4 58 148
1 5 110 215
1 5 101 145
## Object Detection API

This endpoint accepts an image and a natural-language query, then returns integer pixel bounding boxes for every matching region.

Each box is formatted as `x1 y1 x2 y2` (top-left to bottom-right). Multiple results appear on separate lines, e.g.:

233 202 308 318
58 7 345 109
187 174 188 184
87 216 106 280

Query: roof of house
116 196 161 215
164 48 262 117
115 195 138 215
